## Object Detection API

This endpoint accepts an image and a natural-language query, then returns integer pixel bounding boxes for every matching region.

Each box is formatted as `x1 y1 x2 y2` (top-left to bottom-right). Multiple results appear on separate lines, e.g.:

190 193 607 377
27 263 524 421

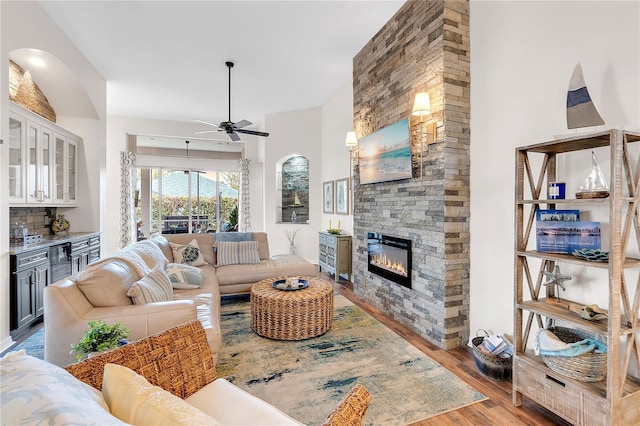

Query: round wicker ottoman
251 277 334 340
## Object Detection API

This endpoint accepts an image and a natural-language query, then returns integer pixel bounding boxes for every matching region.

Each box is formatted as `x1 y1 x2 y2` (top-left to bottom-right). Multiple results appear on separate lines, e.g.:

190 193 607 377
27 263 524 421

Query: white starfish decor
543 265 572 291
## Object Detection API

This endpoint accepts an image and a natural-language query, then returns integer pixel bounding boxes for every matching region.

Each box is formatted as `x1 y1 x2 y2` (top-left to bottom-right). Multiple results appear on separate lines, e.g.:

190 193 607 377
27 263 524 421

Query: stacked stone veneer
352 0 470 349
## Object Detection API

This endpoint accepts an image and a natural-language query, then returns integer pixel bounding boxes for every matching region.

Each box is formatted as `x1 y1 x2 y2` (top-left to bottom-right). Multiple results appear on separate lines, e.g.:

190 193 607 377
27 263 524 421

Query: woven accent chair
65 321 370 426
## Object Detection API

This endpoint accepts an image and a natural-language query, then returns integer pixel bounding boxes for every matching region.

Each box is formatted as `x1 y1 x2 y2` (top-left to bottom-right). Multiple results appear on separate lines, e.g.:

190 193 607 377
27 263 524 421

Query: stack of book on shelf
535 209 601 254
476 334 513 359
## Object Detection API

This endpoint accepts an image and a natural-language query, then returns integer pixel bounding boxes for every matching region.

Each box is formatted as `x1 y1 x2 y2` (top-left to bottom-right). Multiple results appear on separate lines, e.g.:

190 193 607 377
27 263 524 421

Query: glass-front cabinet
53 134 78 204
8 114 25 203
9 102 80 206
26 120 53 204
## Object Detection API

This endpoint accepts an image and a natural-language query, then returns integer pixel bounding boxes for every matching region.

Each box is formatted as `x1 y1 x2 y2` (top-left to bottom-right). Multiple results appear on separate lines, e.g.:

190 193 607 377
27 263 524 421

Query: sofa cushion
166 262 204 289
216 255 318 286
102 363 220 425
216 241 261 266
0 350 126 425
170 239 208 266
149 234 174 262
127 266 174 304
77 253 150 307
124 239 168 269
185 378 302 425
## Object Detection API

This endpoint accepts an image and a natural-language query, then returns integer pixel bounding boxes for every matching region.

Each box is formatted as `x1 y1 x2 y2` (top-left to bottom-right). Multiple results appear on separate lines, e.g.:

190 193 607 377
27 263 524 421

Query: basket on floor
471 335 512 381
541 326 607 382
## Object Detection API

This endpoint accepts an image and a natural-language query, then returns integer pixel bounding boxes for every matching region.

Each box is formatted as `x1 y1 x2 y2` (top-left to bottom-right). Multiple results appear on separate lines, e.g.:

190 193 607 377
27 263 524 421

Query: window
135 167 239 238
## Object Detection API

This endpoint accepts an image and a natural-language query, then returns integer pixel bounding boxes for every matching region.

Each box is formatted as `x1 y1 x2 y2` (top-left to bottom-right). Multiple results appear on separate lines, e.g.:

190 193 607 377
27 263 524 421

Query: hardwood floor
329 276 570 426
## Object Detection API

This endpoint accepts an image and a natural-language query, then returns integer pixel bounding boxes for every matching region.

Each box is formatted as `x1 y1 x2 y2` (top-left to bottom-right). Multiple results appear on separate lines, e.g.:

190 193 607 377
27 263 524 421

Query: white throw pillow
127 265 173 304
170 239 208 266
102 363 220 425
165 262 204 289
216 241 261 266
0 350 126 425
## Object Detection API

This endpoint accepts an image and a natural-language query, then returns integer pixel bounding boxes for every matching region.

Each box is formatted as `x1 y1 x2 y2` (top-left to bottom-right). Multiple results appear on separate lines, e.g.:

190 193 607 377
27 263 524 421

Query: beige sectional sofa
44 232 318 367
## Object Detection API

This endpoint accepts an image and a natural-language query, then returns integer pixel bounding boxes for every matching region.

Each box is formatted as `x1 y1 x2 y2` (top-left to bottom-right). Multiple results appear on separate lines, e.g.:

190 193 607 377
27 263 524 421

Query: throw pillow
165 263 204 289
216 241 261 266
127 266 173 304
102 363 220 425
169 239 207 266
0 350 126 425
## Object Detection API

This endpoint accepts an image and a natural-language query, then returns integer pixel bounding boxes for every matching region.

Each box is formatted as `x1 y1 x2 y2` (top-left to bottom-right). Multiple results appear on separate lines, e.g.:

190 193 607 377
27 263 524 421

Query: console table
318 232 352 282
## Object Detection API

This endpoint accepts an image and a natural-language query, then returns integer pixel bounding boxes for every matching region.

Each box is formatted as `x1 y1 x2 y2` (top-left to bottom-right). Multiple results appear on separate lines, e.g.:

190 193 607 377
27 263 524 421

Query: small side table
318 232 352 282
251 277 334 340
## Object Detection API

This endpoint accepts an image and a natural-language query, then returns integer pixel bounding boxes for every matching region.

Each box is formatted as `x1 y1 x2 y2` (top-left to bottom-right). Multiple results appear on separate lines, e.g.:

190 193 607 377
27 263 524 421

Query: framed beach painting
335 177 349 215
358 117 412 184
323 180 334 214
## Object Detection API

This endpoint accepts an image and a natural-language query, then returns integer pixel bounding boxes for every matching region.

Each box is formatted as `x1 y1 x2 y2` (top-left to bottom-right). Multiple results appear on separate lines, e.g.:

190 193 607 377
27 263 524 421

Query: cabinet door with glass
53 134 78 205
26 120 54 204
8 112 26 204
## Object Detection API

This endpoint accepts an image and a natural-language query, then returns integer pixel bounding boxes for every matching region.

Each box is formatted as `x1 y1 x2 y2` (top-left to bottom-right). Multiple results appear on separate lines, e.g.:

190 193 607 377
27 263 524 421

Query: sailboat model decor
576 151 609 199
288 191 304 207
566 63 605 129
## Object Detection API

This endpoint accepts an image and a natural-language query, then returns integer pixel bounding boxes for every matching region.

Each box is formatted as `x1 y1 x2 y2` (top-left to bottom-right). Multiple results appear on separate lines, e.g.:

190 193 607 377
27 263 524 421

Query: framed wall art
335 177 349 215
323 180 334 214
358 117 412 184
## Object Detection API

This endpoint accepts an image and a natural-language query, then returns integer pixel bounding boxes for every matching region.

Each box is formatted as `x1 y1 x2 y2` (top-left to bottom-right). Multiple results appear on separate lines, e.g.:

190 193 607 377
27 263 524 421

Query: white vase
289 244 296 255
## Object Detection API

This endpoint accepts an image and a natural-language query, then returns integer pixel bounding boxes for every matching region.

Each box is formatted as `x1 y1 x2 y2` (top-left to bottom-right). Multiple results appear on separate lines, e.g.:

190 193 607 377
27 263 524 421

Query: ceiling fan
195 61 270 142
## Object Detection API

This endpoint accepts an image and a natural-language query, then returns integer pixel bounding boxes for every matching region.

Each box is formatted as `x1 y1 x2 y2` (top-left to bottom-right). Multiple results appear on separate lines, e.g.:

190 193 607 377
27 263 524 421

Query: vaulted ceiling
32 0 405 133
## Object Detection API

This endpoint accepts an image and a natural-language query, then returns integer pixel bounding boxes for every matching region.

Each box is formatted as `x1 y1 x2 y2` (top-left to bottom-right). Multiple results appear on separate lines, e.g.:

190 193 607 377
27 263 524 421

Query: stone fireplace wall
352 0 470 349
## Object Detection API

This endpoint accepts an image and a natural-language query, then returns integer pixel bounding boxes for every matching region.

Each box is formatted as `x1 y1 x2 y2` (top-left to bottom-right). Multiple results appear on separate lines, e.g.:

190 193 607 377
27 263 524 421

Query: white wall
321 82 355 235
0 1 106 351
469 1 640 341
264 107 322 260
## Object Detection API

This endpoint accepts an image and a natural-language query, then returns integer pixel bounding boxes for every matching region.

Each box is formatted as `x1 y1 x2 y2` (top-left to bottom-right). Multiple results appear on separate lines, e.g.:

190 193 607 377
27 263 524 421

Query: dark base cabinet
71 235 100 274
10 248 50 339
9 233 100 339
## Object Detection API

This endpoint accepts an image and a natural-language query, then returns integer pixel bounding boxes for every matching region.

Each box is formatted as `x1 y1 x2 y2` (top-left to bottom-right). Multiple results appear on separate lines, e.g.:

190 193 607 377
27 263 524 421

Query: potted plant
70 320 130 360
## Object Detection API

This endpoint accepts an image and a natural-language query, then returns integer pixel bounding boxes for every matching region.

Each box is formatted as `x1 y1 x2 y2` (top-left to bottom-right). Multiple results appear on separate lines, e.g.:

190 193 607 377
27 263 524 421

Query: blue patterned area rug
218 294 486 425
5 329 44 360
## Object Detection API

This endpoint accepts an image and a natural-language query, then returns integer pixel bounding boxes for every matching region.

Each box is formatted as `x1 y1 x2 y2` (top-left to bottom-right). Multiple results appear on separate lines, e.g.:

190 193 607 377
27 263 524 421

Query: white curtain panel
239 158 251 231
119 151 137 248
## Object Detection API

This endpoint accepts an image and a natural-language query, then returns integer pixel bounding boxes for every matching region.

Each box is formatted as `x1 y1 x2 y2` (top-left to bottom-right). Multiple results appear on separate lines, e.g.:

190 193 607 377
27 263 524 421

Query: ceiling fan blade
193 119 220 128
234 119 252 129
194 130 221 134
228 132 241 142
237 129 270 137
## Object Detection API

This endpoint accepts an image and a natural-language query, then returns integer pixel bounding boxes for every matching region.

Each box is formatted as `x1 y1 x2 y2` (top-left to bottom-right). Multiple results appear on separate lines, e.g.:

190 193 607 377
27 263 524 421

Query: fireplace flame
370 253 408 277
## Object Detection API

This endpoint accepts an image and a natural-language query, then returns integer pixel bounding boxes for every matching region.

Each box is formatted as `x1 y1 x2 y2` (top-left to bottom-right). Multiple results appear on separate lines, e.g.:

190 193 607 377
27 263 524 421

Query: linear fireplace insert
367 232 412 288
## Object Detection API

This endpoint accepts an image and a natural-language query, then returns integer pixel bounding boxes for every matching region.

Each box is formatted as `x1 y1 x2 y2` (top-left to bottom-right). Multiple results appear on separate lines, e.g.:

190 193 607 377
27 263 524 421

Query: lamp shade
412 92 431 116
345 131 358 148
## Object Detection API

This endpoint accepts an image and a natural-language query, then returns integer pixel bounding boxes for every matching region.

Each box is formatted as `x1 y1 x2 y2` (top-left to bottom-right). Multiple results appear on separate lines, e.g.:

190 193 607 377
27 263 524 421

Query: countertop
9 232 101 255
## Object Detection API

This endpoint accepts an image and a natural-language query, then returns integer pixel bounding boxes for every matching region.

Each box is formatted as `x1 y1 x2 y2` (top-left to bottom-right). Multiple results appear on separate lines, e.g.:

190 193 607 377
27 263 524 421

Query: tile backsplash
10 207 57 237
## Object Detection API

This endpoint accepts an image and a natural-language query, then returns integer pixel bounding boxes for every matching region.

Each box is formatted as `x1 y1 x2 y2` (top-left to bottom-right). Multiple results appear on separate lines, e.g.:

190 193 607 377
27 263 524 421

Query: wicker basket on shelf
541 326 607 382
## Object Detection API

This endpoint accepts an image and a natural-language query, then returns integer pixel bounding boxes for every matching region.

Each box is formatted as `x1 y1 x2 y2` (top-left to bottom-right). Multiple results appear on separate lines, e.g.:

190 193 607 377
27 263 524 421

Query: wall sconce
345 131 358 152
412 92 435 179
412 92 431 118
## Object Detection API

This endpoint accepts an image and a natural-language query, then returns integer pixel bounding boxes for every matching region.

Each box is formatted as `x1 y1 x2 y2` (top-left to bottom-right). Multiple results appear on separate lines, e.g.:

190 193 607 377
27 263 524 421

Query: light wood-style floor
329 276 570 426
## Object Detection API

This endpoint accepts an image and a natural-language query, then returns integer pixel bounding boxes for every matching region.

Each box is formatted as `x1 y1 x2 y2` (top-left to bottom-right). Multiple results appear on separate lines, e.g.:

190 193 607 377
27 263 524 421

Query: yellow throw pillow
102 363 220 425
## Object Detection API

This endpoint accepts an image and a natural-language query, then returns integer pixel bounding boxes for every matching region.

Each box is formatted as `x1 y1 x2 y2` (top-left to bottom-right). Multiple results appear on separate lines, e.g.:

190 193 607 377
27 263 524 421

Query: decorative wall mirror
276 155 309 223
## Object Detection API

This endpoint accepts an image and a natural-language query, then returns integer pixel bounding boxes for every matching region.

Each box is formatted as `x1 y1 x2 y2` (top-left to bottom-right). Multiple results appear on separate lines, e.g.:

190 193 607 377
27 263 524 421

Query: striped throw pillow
127 266 173 304
216 241 261 266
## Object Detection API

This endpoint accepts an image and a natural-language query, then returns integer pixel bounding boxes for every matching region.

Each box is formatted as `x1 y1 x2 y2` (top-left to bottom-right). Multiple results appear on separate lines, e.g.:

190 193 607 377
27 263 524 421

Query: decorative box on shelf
535 221 601 254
